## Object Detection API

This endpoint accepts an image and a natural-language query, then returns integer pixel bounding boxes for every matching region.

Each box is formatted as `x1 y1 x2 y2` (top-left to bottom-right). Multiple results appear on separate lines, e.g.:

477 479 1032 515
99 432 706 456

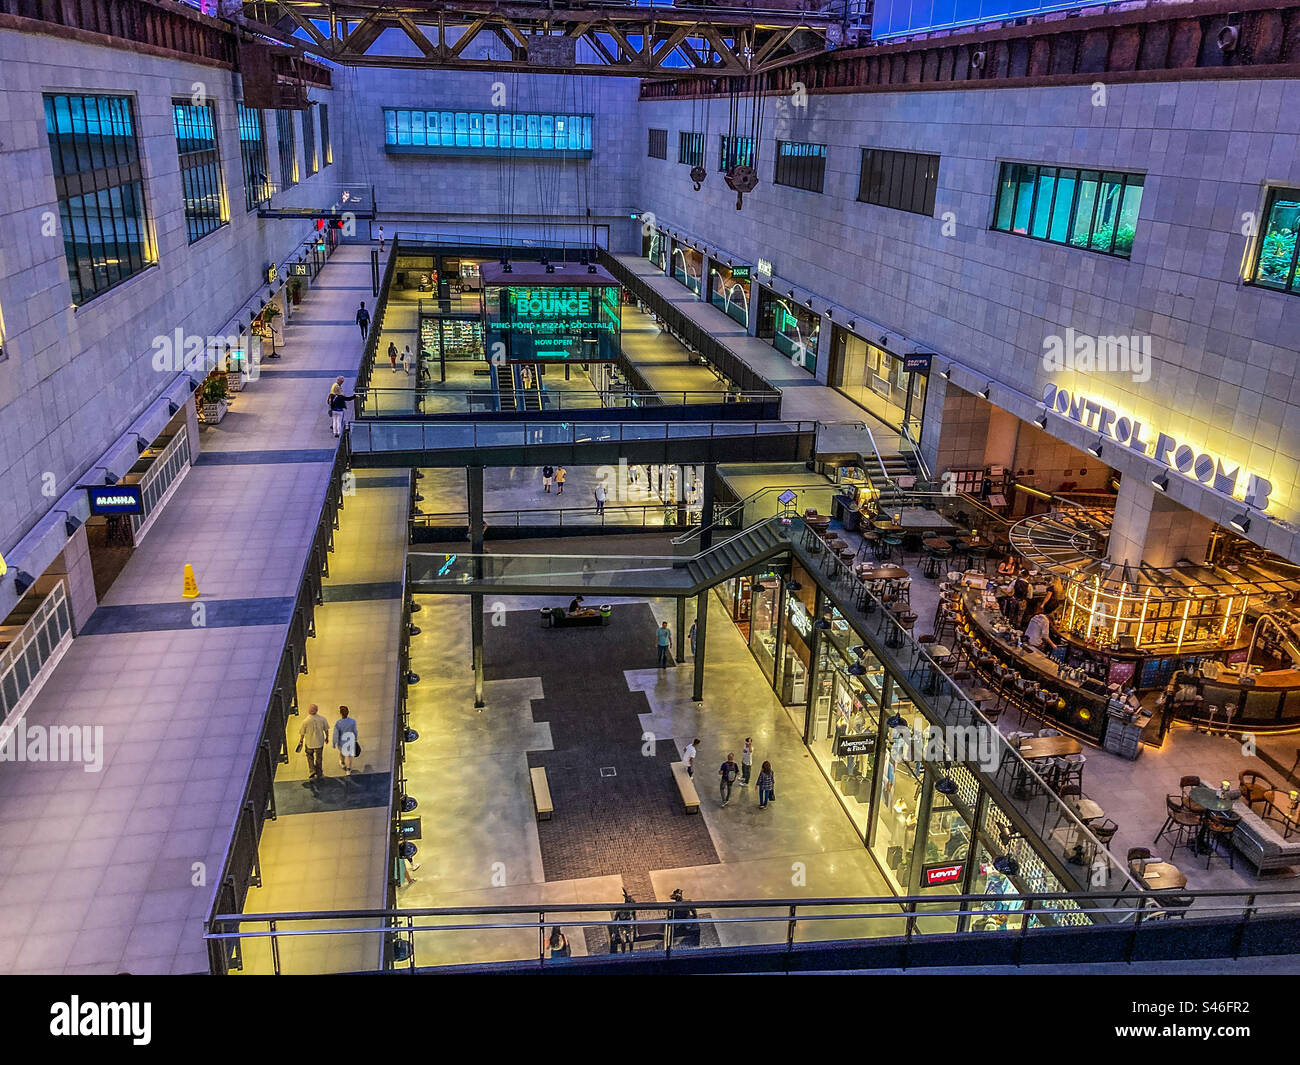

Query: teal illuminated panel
484 283 621 362
384 109 593 158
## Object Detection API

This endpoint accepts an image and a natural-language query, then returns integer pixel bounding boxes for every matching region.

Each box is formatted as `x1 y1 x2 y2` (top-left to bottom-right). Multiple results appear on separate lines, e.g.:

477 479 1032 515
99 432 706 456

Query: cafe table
1009 734 1082 797
1188 785 1235 854
1137 861 1188 891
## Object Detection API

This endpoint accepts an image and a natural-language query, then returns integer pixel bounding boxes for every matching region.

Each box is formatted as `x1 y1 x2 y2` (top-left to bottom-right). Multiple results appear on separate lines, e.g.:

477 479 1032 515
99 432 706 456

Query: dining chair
1153 795 1201 851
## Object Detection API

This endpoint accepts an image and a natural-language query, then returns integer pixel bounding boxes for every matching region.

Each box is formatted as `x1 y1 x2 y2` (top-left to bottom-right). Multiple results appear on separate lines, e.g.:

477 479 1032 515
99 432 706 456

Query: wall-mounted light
134 434 149 454
848 319 856 329
879 335 889 347
1151 472 1169 493
805 299 813 309
978 383 991 399
787 289 795 298
1229 511 1251 535
168 401 180 416
12 569 34 595
825 309 833 318
1034 413 1048 429
1087 437 1104 458
941 364 952 380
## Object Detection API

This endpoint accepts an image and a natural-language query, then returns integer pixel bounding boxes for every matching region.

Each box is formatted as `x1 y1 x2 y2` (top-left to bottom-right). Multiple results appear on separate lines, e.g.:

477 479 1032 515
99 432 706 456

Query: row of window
44 93 329 306
647 125 1299 290
383 110 593 155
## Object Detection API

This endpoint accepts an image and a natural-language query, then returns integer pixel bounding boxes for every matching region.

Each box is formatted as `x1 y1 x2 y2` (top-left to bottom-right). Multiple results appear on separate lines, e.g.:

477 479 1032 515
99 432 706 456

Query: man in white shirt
683 738 699 777
1025 609 1058 653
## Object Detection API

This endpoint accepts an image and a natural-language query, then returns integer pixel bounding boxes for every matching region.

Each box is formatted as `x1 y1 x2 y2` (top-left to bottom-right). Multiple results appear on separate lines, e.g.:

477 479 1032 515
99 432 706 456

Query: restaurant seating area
800 504 1300 903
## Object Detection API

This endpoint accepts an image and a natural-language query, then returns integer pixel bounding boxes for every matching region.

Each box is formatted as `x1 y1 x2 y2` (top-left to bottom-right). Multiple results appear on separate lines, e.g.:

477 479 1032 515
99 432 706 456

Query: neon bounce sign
1042 383 1273 512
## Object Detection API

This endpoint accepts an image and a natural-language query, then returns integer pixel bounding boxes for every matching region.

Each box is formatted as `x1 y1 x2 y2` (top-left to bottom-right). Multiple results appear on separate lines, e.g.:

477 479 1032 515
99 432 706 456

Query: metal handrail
670 484 820 546
349 419 818 451
361 386 781 413
414 501 695 529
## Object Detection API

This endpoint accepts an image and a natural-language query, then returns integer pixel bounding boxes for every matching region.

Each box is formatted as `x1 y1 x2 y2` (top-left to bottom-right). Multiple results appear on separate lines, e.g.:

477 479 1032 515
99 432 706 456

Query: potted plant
289 277 303 306
201 375 229 424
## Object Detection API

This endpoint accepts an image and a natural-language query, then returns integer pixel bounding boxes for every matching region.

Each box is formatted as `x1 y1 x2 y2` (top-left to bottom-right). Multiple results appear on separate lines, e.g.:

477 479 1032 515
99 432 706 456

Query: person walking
555 466 566 495
740 738 754 786
333 705 359 774
377 225 385 251
402 345 413 375
594 483 607 516
719 752 739 806
656 621 672 668
542 464 555 493
295 703 330 779
328 378 354 438
387 341 399 372
689 619 698 657
683 737 699 777
355 301 371 340
756 760 776 809
547 928 570 959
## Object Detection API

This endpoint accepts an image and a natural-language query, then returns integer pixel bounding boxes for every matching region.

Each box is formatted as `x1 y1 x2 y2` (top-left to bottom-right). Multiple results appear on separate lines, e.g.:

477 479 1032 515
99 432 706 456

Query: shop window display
749 576 781 683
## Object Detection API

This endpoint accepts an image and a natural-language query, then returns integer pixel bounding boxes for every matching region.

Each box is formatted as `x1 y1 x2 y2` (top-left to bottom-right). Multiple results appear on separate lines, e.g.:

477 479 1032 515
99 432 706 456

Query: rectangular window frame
1249 186 1300 295
44 92 154 306
172 97 227 244
383 109 593 158
990 160 1143 260
648 127 667 159
238 104 271 211
718 134 755 172
678 131 705 167
275 108 298 188
774 140 827 194
857 147 939 216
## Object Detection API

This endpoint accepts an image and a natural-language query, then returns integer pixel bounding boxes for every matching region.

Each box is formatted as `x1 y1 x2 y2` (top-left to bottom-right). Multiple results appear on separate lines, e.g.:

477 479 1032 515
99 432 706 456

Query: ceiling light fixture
1229 511 1251 535
978 383 991 399
1151 472 1169 493
1087 437 1104 458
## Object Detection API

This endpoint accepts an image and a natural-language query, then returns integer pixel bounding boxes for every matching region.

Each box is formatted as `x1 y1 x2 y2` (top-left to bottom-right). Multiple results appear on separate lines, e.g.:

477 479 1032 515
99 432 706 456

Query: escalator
491 363 518 412
517 363 543 411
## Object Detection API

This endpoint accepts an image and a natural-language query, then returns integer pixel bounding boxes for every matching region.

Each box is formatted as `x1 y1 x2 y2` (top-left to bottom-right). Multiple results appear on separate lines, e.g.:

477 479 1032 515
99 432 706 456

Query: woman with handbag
333 705 360 774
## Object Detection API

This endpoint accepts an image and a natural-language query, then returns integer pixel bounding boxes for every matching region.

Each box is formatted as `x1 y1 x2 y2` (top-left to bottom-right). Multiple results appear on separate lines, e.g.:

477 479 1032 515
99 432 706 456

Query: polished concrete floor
398 586 893 965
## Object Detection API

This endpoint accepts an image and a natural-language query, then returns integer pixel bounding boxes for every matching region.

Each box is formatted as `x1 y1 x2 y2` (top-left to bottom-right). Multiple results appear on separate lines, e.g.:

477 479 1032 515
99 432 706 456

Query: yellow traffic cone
182 563 200 599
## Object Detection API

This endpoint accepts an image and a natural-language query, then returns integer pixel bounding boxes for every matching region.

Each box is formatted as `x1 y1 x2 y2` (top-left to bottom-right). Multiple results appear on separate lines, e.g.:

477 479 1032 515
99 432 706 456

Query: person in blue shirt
332 705 359 774
657 621 672 668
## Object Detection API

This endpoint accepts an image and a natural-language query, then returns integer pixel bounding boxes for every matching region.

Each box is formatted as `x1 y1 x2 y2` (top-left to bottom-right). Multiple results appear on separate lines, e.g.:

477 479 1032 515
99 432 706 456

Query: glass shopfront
757 287 819 374
645 228 667 273
777 565 816 711
828 326 929 439
671 241 704 295
808 603 883 835
749 575 781 683
707 263 751 327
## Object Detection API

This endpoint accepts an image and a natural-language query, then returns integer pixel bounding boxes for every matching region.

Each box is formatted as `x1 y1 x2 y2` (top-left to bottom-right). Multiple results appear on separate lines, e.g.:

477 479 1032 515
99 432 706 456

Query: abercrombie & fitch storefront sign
1042 384 1273 512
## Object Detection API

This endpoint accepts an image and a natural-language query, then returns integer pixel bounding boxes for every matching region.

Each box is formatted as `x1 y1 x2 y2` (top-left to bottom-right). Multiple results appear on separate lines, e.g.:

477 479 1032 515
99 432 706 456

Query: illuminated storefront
707 263 751 327
482 262 622 362
828 327 930 439
671 241 704 296
756 287 819 374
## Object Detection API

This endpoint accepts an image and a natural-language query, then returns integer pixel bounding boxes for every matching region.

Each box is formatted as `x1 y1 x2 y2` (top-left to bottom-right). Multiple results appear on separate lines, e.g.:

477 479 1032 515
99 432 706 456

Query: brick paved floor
485 605 719 900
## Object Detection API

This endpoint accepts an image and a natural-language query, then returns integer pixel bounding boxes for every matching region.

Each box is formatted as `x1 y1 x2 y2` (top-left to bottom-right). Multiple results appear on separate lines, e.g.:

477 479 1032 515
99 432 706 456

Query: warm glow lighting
1085 576 1100 639
1236 596 1249 642
1135 590 1150 649
1112 586 1126 640
1176 598 1192 652
1221 597 1234 638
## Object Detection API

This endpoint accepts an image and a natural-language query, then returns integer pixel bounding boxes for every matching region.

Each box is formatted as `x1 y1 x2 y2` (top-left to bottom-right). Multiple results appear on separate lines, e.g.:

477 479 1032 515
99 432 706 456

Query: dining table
1137 861 1188 891
1187 784 1235 854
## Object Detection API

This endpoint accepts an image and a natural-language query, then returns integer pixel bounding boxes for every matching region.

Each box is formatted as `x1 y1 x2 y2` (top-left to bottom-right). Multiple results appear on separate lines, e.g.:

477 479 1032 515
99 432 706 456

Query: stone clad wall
636 81 1300 557
0 28 338 553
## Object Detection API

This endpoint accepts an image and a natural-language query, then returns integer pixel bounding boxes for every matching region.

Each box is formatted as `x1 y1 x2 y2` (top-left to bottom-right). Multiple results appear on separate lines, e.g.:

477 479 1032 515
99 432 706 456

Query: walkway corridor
0 243 375 975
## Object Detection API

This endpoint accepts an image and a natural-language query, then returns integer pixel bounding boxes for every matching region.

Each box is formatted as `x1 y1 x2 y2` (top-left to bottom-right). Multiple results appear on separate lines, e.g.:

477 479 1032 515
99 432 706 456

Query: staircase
865 452 916 507
518 365 543 411
683 521 788 587
411 516 794 596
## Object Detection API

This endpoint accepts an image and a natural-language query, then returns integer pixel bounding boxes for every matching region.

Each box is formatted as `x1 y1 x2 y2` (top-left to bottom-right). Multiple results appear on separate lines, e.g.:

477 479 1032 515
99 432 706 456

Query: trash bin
540 608 553 627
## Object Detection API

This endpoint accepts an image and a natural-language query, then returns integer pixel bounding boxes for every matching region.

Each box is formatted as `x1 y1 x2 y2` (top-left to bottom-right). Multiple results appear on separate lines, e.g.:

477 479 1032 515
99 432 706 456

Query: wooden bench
530 767 553 821
671 761 700 814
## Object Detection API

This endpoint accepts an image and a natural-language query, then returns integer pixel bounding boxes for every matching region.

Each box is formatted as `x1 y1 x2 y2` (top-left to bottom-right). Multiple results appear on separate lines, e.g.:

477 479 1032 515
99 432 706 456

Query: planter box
226 370 243 394
202 400 228 424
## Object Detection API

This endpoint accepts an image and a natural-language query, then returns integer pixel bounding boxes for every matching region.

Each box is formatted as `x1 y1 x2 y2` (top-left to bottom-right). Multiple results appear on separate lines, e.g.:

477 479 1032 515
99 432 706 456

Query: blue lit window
384 109 593 158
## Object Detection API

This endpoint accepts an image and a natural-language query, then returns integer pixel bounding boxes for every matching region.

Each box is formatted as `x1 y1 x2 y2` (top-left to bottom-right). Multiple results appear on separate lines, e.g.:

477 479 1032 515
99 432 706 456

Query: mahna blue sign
87 484 143 515
903 353 933 373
